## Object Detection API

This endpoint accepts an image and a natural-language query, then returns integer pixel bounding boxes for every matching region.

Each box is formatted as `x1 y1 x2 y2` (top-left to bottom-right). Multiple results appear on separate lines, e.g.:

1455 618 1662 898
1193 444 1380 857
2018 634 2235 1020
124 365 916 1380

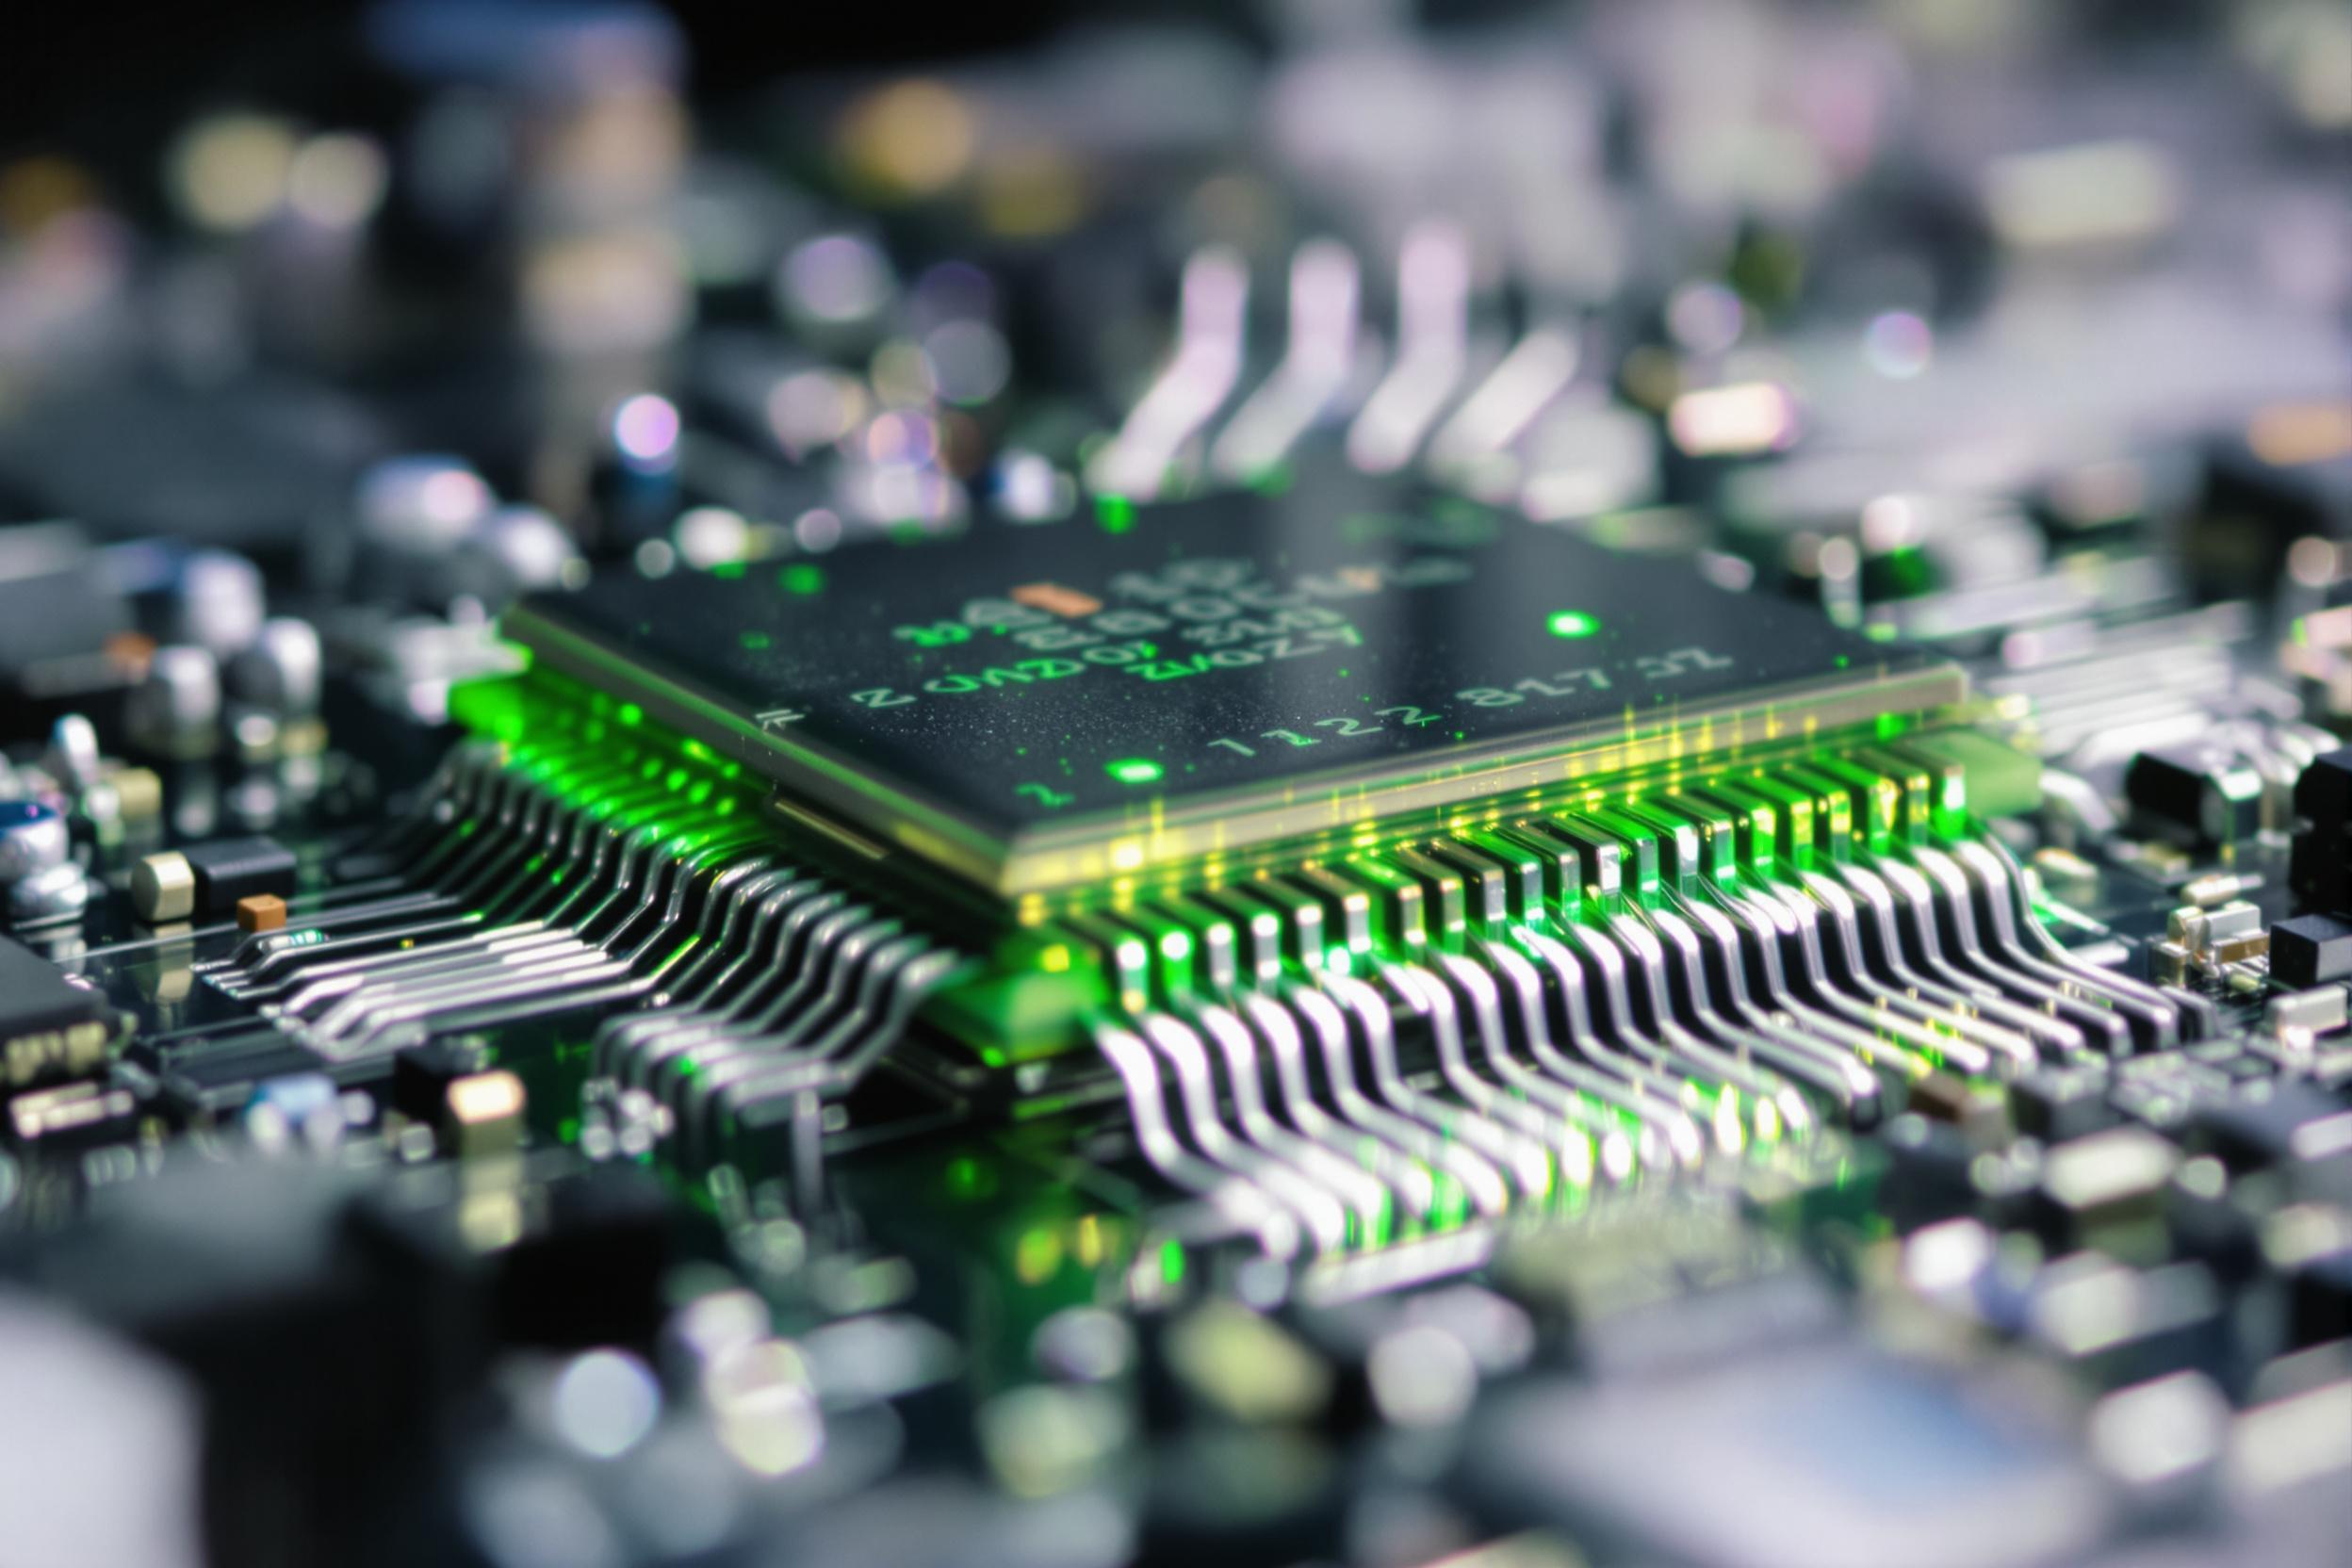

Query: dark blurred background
5 2 1078 148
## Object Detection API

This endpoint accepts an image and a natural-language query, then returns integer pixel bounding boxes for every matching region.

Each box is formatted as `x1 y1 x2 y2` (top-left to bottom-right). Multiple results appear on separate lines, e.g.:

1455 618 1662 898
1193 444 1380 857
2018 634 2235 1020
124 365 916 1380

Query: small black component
2189 1083 2352 1174
2268 913 2352 988
352 1159 674 1351
0 933 107 1088
182 835 299 917
495 1166 674 1349
2010 1064 2118 1143
387 1041 486 1124
1881 1114 1991 1233
2290 1250 2352 1349
2026 1258 2228 1391
2289 747 2352 914
16 1158 455 1568
2027 1125 2177 1262
2124 742 2262 845
150 1030 332 1119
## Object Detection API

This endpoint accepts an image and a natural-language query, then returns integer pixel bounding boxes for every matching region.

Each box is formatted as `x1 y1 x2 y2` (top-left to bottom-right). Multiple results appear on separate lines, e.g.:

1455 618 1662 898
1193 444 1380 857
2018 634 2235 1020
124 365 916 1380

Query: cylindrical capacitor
171 549 268 656
126 645 223 760
0 800 70 884
478 504 581 596
131 850 196 923
351 454 495 607
8 861 90 924
356 454 492 554
44 714 104 793
229 617 324 718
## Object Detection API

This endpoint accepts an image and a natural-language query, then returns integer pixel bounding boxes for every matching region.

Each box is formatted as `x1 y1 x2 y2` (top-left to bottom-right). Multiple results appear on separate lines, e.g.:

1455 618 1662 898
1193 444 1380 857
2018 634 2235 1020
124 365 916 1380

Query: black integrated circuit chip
508 494 1963 896
0 933 107 1087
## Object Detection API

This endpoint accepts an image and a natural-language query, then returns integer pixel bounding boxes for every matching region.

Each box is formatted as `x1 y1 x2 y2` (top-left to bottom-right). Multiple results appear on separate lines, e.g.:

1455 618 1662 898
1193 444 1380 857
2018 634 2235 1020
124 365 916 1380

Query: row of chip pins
315 819 776 1056
655 902 898 1146
1082 837 1756 1248
209 738 604 1001
1625 789 1979 1088
1744 746 2186 1053
1073 743 2202 1248
1688 750 2127 1070
607 881 856 1097
1336 810 1811 1139
1615 799 1914 1109
579 837 973 1186
204 740 528 994
335 850 804 1061
1094 1018 1307 1264
291 811 717 1052
1806 750 2146 1053
1099 967 1635 1267
688 925 970 1176
1174 1000 1409 1248
1184 993 1441 1244
596 872 839 1079
215 713 776 1056
253 761 668 1021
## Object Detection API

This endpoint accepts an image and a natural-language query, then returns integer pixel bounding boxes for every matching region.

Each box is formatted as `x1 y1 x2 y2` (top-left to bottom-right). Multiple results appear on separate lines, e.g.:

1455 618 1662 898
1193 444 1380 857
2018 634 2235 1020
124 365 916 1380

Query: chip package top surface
508 494 1962 896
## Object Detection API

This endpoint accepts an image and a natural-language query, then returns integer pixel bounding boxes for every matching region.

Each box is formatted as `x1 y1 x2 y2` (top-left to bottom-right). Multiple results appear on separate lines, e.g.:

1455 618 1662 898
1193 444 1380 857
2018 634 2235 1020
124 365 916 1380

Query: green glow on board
946 1155 996 1199
1546 609 1603 640
1105 757 1163 785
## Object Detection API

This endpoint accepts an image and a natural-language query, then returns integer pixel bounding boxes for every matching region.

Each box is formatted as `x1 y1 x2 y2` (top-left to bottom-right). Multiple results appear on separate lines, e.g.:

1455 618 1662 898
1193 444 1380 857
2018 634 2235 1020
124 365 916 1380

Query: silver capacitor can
0 800 69 885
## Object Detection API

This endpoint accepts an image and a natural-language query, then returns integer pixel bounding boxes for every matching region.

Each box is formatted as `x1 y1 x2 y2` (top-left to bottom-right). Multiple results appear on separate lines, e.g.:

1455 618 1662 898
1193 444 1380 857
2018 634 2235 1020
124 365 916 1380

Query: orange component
235 893 287 935
1010 581 1103 618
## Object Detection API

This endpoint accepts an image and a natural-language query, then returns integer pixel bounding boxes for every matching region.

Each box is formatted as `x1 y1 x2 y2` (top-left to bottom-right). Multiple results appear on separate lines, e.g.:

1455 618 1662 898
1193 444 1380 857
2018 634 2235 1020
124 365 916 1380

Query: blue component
248 1073 339 1127
0 799 69 884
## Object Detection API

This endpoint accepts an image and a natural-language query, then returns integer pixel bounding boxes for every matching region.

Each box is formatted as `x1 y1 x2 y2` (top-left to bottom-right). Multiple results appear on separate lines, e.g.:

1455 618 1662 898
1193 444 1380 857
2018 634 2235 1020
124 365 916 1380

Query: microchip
508 494 1963 898
0 934 108 1087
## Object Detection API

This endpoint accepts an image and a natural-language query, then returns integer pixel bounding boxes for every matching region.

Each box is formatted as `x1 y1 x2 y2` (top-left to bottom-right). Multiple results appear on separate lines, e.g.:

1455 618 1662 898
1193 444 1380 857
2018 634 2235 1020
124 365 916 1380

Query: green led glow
1095 495 1136 533
779 564 825 596
1158 930 1192 963
1104 758 1163 785
946 1155 996 1199
1429 1172 1470 1230
1546 609 1602 639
